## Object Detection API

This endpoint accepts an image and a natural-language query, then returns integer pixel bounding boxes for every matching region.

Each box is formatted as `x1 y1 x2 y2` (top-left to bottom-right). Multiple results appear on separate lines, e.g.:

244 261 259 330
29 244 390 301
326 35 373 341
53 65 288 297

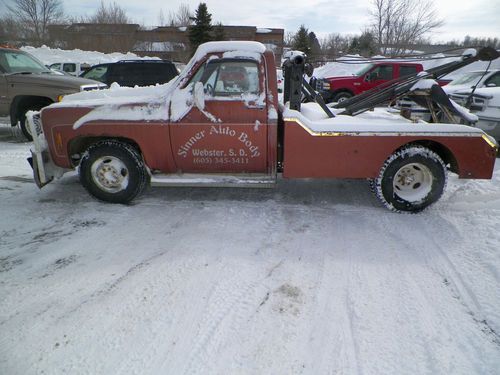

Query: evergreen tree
308 31 321 61
292 25 311 55
348 37 360 54
188 3 213 55
358 31 376 56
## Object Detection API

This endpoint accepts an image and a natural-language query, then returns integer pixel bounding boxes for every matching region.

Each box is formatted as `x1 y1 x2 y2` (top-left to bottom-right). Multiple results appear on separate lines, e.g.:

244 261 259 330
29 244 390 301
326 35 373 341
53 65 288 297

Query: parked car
80 60 179 87
314 61 424 103
0 46 106 140
398 69 500 121
443 69 500 93
449 87 500 141
49 62 91 76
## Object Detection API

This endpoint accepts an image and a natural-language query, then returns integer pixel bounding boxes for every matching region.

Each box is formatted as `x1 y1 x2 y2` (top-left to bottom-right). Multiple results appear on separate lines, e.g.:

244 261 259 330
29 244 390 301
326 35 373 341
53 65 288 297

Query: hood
48 81 177 130
324 75 358 82
443 84 476 95
6 72 105 90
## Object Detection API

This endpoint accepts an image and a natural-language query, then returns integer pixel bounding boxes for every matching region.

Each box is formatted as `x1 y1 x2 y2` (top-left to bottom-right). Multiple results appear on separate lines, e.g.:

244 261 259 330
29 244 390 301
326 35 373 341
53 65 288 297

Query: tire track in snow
373 213 500 372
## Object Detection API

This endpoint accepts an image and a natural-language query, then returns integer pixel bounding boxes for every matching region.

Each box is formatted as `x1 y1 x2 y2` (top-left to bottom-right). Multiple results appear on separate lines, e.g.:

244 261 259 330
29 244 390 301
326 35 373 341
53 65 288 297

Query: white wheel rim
90 156 129 193
393 162 433 202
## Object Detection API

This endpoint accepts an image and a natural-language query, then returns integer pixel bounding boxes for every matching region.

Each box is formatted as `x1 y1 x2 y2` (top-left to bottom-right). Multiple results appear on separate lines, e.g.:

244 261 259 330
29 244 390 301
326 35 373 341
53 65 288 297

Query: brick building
48 24 284 65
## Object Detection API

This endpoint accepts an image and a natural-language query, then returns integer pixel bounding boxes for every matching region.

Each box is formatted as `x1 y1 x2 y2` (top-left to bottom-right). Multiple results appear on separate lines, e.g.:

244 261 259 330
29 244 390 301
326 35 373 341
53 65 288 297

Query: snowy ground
1 118 500 374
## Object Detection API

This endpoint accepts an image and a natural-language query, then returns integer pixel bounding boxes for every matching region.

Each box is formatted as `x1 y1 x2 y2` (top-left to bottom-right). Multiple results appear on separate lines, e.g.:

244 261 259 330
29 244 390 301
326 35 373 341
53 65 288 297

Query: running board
150 173 276 188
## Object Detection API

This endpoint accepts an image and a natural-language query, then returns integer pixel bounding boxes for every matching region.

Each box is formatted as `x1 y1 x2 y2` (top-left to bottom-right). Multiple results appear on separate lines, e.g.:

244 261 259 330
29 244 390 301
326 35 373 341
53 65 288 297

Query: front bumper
26 111 68 188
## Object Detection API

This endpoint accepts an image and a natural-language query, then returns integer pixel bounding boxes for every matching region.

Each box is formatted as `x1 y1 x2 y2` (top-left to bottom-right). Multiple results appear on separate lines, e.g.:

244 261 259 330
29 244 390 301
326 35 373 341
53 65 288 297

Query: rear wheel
79 140 148 203
373 145 447 213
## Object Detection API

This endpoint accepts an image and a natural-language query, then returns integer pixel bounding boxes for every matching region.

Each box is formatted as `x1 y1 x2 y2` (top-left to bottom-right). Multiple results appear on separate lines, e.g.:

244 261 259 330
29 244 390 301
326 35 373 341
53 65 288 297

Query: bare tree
166 3 192 27
283 31 295 47
370 0 444 56
6 0 64 45
87 1 130 24
320 33 352 59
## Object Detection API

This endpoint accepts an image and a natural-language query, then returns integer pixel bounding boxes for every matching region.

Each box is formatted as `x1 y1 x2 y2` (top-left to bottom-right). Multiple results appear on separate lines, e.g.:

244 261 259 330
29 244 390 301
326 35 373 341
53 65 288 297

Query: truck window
63 63 76 73
83 66 108 82
189 59 260 98
399 65 418 78
372 65 393 80
50 63 61 70
485 72 500 87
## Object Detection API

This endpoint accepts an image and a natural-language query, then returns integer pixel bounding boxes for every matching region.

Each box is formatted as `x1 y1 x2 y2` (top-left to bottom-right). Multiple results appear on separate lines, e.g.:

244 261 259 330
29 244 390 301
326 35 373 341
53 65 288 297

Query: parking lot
1 119 500 374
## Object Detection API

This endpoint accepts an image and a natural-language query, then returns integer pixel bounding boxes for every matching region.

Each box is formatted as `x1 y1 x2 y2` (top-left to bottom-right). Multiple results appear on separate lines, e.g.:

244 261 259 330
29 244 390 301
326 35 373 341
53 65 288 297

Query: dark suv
80 60 178 87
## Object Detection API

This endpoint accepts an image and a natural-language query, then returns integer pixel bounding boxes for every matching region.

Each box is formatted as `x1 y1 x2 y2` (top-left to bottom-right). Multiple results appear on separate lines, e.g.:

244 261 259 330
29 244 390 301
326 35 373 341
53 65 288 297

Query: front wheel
372 145 447 213
332 91 353 103
79 140 148 203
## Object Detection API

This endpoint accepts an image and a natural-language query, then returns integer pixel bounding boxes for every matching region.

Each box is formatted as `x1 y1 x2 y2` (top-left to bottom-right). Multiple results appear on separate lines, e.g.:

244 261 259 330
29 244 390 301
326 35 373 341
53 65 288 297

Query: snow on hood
55 81 175 107
49 81 176 129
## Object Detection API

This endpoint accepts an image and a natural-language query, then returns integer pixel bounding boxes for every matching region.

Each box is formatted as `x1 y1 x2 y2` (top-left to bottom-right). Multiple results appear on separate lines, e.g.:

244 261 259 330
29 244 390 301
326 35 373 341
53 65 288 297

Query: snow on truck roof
193 41 266 57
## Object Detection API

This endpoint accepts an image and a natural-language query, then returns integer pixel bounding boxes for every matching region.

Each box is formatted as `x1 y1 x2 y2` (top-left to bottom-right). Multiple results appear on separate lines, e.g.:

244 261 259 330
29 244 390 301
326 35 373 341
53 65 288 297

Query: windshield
354 63 374 77
0 49 50 74
448 71 485 86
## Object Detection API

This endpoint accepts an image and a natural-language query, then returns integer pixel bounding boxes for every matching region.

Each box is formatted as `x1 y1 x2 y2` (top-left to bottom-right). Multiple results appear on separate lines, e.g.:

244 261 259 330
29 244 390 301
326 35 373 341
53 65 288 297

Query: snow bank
21 45 159 66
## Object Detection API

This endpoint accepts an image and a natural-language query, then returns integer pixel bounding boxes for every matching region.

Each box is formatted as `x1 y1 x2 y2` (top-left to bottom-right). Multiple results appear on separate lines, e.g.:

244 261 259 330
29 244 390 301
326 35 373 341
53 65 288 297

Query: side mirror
193 81 205 110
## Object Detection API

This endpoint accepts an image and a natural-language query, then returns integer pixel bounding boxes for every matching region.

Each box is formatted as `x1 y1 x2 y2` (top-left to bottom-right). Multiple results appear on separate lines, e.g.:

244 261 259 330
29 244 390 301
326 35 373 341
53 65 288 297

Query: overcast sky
2 0 499 42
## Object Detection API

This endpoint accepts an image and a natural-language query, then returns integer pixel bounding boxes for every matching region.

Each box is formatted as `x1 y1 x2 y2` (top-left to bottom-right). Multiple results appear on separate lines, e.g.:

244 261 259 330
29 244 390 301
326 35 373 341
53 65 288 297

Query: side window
50 63 61 70
399 65 418 78
83 66 108 82
485 72 500 87
63 63 76 73
372 65 393 80
189 59 260 98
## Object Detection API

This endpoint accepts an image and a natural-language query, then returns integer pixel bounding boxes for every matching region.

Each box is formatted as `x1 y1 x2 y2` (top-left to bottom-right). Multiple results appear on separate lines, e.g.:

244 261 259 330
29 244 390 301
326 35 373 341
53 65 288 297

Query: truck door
169 58 268 173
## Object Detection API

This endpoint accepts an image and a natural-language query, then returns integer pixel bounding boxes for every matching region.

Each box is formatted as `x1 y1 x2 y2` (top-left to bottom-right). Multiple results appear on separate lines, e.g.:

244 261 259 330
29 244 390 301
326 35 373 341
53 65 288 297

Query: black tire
79 140 148 204
332 91 353 103
373 145 447 213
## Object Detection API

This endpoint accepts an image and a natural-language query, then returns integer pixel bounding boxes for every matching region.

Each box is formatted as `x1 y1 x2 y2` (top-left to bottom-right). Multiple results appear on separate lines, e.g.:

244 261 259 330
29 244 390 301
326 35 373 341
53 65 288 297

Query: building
49 23 284 65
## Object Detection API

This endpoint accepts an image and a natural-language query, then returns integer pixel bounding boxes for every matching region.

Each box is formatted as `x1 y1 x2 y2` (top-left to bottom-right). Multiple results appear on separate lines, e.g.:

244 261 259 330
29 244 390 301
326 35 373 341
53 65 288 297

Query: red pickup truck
316 61 424 103
27 41 498 213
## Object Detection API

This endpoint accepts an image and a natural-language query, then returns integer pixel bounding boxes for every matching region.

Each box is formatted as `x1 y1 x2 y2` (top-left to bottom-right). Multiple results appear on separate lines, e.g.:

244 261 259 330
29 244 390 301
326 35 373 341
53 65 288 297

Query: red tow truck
28 41 498 212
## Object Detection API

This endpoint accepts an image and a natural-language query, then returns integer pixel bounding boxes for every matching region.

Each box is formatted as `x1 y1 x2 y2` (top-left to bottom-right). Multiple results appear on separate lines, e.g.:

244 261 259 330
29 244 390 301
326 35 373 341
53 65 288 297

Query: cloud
5 0 497 43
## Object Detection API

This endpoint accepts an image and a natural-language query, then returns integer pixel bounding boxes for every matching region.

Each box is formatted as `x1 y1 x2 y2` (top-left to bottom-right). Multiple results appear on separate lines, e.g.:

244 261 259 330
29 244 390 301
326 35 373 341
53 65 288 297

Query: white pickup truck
49 62 91 76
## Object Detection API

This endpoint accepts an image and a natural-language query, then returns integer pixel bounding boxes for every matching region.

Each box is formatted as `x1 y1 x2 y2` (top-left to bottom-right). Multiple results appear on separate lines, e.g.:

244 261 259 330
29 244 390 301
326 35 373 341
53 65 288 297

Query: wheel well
396 140 459 173
332 89 354 97
10 96 53 125
68 137 142 167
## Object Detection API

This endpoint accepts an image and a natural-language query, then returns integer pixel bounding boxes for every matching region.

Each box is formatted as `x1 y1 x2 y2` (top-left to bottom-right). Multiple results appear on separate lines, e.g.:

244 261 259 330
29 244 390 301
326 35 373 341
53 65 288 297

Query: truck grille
32 113 43 136
80 84 107 91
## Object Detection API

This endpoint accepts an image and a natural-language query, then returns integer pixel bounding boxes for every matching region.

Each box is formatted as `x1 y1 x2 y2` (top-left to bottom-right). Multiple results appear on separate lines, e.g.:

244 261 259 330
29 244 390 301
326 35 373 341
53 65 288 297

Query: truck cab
317 61 424 103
